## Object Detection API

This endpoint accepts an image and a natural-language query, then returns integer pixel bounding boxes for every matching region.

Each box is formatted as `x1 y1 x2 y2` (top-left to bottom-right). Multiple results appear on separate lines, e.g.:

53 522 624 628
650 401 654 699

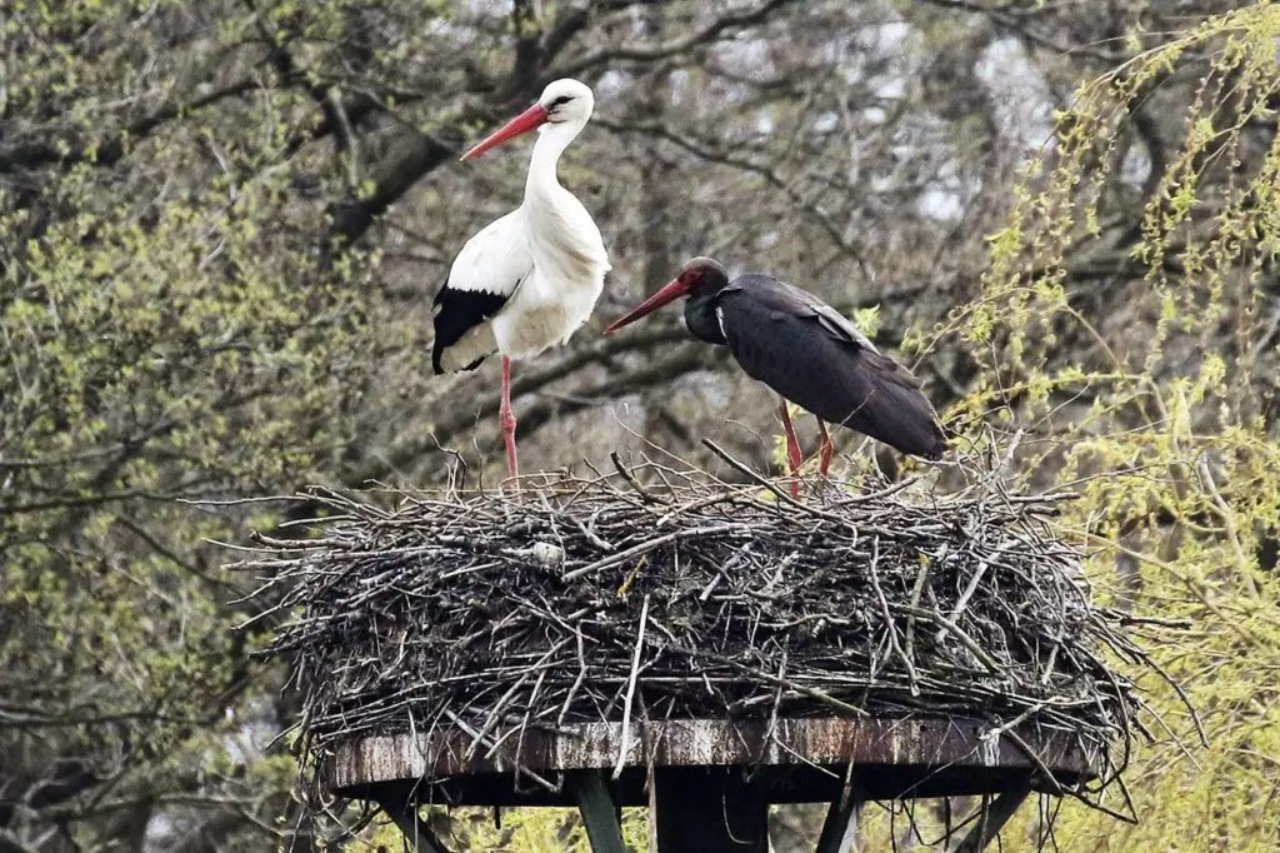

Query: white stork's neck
524 120 585 203
518 114 609 287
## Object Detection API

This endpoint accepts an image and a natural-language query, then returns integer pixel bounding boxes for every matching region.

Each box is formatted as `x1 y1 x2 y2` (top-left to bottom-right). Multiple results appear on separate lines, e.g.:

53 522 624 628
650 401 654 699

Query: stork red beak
603 277 691 335
460 104 550 161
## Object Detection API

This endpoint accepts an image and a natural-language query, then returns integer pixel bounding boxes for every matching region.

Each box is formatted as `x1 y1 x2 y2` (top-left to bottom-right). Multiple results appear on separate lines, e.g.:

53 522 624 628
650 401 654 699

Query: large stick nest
238 463 1170 811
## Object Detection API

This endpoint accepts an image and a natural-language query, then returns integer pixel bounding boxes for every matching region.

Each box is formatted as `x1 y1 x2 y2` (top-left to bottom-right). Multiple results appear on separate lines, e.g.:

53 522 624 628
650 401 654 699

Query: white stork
432 78 609 482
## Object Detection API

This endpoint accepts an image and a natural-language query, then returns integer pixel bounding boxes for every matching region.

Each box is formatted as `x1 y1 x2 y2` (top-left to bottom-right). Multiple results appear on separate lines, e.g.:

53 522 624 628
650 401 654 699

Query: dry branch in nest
234 462 1176 816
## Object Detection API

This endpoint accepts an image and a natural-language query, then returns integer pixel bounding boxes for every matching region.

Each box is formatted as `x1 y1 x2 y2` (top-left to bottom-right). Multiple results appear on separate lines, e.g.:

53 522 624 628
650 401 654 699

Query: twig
702 438 848 525
904 546 936 671
868 539 919 695
562 523 752 581
612 451 668 505
614 594 650 779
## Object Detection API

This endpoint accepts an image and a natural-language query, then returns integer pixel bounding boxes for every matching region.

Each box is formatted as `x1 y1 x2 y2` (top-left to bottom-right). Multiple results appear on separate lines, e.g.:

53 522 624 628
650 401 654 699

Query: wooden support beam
374 798 451 853
952 783 1032 853
653 768 768 852
571 771 628 853
814 769 863 853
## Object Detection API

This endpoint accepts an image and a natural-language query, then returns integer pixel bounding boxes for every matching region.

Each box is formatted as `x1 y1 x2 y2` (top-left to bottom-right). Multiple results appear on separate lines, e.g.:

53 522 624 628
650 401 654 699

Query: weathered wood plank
328 717 1094 795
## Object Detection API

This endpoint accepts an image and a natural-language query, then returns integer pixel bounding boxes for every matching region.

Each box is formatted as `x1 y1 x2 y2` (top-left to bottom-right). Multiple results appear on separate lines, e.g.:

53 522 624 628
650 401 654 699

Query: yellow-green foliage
0 1 380 837
344 808 650 853
920 3 1280 849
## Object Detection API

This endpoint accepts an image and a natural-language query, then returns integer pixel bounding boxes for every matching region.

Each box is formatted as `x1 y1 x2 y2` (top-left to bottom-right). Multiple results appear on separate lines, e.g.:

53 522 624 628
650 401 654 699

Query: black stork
603 258 946 490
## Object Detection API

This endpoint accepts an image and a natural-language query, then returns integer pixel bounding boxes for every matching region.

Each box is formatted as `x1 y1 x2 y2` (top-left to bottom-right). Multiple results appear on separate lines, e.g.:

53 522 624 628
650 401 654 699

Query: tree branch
0 81 257 175
484 343 720 459
324 130 455 250
551 0 803 78
512 0 543 86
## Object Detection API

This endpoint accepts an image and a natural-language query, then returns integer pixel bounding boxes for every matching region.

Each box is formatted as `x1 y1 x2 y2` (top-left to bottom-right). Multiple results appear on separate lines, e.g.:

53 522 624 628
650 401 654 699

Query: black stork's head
461 79 594 161
604 257 730 342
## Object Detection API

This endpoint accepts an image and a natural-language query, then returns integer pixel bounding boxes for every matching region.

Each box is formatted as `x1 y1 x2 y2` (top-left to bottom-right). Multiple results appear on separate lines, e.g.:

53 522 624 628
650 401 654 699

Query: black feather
432 285 509 374
711 277 947 460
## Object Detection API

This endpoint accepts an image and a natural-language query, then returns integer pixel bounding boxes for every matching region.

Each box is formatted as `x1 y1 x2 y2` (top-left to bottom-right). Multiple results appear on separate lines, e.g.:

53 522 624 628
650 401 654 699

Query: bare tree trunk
634 3 689 454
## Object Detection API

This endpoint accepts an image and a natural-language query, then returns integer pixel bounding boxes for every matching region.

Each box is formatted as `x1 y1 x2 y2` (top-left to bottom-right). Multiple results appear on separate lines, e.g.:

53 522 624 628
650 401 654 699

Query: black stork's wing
716 275 946 459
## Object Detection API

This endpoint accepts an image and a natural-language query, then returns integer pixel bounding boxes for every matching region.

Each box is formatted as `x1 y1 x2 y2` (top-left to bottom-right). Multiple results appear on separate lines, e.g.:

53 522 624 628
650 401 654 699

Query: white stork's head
460 79 596 161
537 78 594 128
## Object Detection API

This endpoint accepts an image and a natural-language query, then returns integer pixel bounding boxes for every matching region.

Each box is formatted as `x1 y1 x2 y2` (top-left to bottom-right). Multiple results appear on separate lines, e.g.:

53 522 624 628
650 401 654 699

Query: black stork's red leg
500 355 519 484
778 401 803 498
817 419 834 477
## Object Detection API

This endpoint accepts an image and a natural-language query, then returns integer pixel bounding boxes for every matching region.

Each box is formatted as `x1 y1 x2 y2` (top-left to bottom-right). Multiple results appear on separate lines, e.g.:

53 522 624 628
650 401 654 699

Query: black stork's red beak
461 104 550 161
603 277 691 335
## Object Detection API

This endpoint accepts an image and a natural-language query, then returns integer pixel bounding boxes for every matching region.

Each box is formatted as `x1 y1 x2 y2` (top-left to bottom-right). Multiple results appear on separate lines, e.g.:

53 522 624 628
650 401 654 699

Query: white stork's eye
549 94 573 108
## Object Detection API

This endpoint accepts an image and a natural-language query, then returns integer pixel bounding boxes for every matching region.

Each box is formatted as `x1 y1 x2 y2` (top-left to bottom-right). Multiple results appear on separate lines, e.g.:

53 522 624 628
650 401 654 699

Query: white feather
445 210 532 297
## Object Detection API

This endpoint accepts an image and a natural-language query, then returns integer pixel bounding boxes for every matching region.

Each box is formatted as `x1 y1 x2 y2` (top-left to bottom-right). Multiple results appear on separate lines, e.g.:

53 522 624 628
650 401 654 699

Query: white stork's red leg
500 356 519 483
778 401 803 498
817 419 834 477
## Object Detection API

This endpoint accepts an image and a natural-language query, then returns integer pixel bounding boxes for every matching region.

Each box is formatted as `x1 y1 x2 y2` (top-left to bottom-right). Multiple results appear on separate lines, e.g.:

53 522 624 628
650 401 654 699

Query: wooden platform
328 716 1095 852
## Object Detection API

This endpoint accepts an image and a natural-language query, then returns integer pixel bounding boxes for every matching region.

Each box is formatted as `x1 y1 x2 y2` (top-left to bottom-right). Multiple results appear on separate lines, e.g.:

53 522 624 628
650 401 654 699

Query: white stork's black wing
716 276 946 459
432 211 533 374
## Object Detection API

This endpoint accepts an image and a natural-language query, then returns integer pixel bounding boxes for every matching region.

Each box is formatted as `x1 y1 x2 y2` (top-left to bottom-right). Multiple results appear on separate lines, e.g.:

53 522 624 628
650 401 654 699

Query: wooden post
814 768 863 853
374 797 450 853
653 768 768 852
952 783 1032 853
570 771 629 853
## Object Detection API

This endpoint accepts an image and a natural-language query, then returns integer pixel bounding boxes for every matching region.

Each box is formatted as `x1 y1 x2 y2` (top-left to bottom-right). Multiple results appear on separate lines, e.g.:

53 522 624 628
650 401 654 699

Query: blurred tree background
1 0 1277 850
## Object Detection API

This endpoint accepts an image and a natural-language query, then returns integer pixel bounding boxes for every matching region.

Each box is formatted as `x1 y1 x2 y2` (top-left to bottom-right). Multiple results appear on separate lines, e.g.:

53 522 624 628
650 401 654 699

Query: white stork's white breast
492 265 605 359
492 193 609 360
